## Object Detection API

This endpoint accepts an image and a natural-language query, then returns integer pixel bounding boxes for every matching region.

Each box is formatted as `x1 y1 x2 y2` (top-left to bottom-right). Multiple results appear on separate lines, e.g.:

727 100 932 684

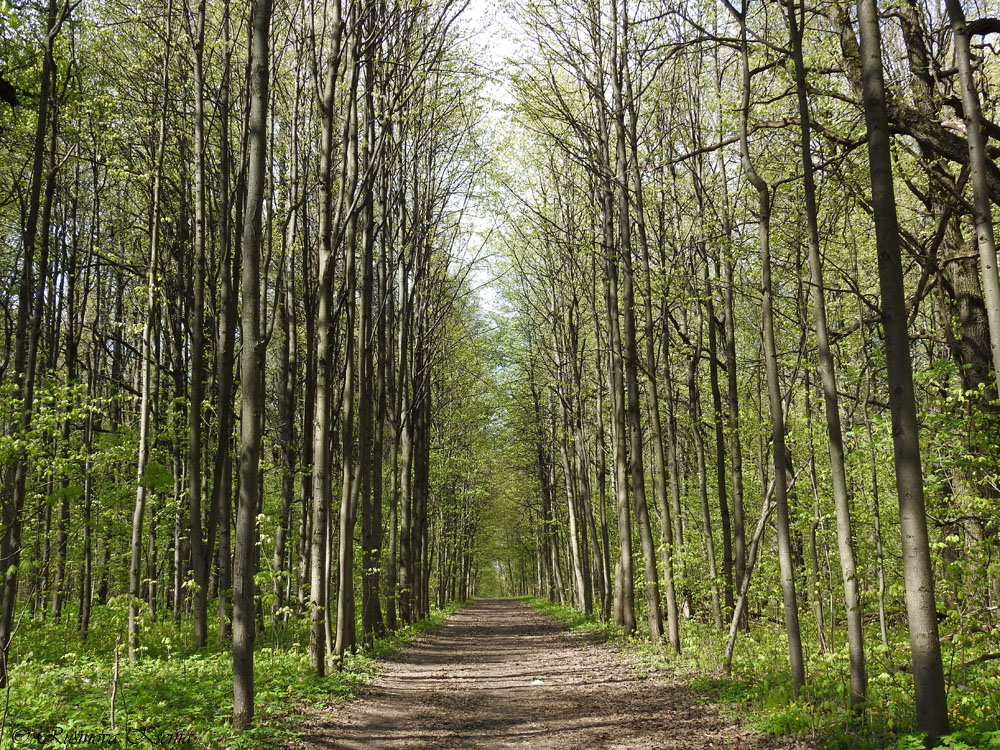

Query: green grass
517 596 619 640
1 601 467 749
524 597 1000 749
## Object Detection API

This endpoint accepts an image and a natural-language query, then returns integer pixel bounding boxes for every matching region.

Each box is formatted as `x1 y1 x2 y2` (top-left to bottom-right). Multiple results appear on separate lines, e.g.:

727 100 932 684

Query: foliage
526 594 1000 750
1 602 466 749
520 597 619 641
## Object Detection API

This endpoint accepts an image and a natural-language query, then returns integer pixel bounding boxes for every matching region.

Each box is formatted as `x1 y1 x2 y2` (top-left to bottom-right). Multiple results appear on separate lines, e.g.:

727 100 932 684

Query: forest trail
295 599 800 749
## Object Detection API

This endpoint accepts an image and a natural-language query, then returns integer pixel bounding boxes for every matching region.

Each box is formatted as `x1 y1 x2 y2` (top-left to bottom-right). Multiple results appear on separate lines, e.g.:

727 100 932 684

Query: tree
855 0 949 736
784 0 866 707
233 0 272 728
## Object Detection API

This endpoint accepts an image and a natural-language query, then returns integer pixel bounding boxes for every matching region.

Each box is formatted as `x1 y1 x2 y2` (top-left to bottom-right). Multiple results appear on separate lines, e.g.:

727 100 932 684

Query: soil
294 598 807 749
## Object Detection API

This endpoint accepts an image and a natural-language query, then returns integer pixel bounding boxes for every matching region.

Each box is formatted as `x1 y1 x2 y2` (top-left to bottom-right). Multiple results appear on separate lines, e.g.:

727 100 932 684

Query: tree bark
233 0 272 728
786 0 866 706
856 0 949 736
730 0 805 695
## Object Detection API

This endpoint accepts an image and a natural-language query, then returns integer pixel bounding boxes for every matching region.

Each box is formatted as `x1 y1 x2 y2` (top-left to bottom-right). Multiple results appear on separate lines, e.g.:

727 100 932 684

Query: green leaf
140 461 173 490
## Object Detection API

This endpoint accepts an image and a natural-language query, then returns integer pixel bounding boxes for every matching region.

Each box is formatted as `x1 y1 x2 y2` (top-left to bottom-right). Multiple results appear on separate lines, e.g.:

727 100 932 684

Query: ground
294 599 807 749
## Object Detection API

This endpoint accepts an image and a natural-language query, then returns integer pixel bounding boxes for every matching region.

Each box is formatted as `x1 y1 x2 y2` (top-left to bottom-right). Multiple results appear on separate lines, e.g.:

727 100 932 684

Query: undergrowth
524 597 1000 749
1 600 466 749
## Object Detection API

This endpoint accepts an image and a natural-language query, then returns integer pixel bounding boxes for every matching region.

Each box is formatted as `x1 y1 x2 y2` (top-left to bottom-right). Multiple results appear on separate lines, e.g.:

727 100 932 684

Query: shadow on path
295 599 801 749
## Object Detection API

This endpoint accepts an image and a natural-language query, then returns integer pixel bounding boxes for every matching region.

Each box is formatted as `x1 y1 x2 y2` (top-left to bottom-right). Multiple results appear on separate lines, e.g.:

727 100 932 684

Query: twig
111 634 121 732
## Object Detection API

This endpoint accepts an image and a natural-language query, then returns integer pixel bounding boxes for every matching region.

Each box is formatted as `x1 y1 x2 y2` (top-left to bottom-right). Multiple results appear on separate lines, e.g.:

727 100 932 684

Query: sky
451 0 522 317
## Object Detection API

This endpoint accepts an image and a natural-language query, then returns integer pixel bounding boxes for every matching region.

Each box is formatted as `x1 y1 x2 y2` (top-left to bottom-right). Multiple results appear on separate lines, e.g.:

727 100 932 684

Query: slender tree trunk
604 199 635 634
856 0 949 734
398 315 415 624
705 269 733 616
785 0 866 706
308 0 344 674
129 3 173 661
274 141 299 623
51 199 76 621
334 35 362 658
859 309 892 664
553 294 590 613
724 495 776 671
414 325 432 620
186 0 209 649
296 171 316 618
610 0 662 639
625 86 680 650
804 380 827 652
210 0 235 643
386 223 407 630
687 301 722 627
592 332 613 621
362 87 388 642
731 0 804 694
661 310 687 617
718 154 746 604
79 369 95 639
233 0 272 728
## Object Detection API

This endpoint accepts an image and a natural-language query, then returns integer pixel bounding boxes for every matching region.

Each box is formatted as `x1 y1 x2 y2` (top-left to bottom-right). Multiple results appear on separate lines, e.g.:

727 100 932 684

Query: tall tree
728 0 805 695
784 0 866 707
856 0 949 736
128 0 173 662
233 0 273 728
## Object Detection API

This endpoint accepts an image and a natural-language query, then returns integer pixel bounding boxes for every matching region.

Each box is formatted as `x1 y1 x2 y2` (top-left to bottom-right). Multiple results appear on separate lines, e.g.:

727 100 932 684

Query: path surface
296 599 801 749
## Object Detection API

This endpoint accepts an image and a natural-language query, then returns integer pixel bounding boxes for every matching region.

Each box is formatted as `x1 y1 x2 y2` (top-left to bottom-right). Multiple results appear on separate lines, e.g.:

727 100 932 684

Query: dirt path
296 599 802 749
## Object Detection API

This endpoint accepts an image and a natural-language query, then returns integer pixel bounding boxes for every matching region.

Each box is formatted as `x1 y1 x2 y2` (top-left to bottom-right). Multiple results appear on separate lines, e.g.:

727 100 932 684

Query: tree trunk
705 268 733 617
553 293 590 613
308 0 344 674
334 35 362 659
129 1 173 661
731 0 805 695
626 79 680 649
685 299 723 627
856 0 949 735
604 197 635 635
233 0 272 728
716 144 746 605
786 0 866 706
610 0 662 640
187 0 209 649
210 0 235 643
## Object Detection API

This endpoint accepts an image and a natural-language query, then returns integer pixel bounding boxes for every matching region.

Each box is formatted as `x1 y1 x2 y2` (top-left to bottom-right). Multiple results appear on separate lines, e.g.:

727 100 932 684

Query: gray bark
233 0 272 728
786 0 866 706
856 0 950 736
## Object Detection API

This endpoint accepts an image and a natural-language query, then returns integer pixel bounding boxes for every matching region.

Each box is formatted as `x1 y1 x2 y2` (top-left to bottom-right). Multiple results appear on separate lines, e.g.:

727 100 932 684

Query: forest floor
292 598 808 749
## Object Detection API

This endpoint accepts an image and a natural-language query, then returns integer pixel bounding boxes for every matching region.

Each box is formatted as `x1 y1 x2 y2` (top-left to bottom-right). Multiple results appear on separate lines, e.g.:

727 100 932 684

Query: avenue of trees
3 0 1000 743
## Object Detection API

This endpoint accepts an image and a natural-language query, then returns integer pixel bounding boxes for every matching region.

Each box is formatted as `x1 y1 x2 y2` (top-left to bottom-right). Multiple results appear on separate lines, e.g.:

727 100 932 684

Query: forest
1 0 1000 746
